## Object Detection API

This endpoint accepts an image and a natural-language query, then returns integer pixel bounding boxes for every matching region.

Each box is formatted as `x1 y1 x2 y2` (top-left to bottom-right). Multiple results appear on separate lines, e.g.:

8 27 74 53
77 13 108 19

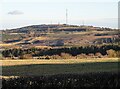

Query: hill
0 24 119 49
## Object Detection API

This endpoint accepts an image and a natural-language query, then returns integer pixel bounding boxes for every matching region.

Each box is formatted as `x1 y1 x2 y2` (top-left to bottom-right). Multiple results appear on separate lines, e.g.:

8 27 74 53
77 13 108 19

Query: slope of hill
0 24 119 49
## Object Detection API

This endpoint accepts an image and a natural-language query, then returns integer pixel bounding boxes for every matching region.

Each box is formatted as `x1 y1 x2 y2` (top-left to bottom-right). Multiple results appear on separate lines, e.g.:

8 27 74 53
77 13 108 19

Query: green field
2 34 21 41
1 59 119 76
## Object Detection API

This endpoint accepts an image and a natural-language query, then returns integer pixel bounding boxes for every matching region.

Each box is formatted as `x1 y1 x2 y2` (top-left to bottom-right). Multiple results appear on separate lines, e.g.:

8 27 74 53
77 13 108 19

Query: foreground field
1 58 119 76
2 72 119 89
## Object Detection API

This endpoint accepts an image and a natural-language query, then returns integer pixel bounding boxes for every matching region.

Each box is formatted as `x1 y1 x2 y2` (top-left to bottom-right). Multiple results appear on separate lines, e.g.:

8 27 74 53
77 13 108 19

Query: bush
95 52 103 58
116 51 120 57
50 55 62 59
19 54 33 59
60 53 73 59
88 53 95 58
76 53 87 59
107 49 117 58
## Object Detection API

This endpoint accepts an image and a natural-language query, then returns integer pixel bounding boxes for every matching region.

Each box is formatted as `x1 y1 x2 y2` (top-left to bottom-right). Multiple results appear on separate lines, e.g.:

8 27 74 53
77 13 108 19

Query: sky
0 0 119 29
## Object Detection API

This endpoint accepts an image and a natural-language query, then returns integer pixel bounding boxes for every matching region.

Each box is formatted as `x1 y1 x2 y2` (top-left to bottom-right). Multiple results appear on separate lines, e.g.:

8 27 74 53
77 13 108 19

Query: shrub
116 51 120 57
76 53 87 59
50 55 61 59
107 49 117 58
88 53 95 58
95 52 103 58
60 53 73 59
19 54 33 59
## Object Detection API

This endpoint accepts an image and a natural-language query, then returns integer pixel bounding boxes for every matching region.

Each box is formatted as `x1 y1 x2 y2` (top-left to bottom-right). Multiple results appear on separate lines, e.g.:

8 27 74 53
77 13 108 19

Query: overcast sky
0 0 119 29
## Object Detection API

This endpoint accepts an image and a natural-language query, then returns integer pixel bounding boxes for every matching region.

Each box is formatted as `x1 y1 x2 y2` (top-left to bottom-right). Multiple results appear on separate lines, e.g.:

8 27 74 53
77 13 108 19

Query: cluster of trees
1 44 120 59
35 50 119 59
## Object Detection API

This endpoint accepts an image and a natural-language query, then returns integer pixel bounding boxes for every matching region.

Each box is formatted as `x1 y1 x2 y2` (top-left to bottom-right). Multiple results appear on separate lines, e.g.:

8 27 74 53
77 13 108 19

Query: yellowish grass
0 58 119 66
0 41 22 47
34 46 52 49
29 37 49 43
0 43 13 47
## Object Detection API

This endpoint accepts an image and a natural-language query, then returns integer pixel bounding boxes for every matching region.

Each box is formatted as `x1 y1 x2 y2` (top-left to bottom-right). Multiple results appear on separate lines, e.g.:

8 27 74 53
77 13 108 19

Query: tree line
1 44 120 59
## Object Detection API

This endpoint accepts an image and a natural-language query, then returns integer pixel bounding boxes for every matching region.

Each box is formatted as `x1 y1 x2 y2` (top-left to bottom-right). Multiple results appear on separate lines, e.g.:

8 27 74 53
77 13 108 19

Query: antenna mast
66 9 68 25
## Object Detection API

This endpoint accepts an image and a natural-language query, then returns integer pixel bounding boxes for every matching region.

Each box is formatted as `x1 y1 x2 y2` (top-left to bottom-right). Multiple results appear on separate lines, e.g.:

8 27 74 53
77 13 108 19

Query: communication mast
66 9 68 25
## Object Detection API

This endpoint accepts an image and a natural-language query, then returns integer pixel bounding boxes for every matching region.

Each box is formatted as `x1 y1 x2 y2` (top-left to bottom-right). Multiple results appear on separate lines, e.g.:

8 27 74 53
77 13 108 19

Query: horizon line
0 23 118 30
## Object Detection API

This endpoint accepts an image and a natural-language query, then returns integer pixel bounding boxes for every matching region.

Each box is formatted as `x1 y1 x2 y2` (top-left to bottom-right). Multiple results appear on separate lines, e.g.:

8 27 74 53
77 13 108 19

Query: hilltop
3 24 116 33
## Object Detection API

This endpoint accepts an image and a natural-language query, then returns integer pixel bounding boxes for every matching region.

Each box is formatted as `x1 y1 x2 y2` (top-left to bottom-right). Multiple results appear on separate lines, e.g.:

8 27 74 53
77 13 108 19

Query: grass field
1 58 119 76
1 58 119 66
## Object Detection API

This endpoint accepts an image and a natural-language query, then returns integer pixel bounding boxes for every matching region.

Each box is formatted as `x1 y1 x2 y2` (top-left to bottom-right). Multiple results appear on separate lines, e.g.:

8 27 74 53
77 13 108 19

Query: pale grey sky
0 0 119 29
